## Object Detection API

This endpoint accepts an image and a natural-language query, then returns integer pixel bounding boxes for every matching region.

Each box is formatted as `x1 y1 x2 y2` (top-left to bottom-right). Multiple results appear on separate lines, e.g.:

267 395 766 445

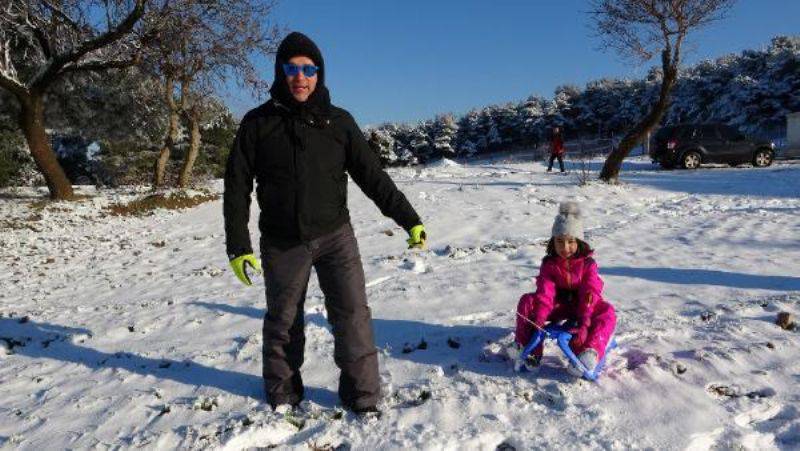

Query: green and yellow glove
229 253 263 286
406 224 427 250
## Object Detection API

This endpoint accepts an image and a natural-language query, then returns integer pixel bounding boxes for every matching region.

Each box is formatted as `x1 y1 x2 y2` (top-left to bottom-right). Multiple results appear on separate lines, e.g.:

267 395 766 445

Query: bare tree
144 0 280 188
152 72 181 187
0 0 150 199
589 0 735 182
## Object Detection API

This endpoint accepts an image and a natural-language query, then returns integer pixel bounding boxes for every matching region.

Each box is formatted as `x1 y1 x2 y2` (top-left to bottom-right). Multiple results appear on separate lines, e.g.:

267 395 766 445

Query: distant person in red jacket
547 126 566 173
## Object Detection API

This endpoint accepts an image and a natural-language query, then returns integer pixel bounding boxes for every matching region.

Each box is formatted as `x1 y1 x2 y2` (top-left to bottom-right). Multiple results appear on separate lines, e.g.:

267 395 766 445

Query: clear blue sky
225 0 800 126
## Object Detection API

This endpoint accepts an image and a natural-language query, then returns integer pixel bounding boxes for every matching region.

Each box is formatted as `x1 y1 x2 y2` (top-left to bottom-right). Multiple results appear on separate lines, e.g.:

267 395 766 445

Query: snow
425 158 461 169
1 156 799 450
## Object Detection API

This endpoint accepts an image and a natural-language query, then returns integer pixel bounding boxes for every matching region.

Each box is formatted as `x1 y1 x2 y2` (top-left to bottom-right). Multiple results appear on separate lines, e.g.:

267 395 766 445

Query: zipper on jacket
292 117 307 242
274 100 307 242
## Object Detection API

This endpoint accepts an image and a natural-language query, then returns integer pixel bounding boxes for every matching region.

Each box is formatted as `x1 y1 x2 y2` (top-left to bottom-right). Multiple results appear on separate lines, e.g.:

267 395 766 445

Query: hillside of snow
1 155 799 450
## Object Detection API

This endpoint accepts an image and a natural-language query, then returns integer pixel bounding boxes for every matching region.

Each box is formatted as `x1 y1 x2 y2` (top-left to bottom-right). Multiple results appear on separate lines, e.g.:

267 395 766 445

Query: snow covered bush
366 35 799 167
0 118 39 188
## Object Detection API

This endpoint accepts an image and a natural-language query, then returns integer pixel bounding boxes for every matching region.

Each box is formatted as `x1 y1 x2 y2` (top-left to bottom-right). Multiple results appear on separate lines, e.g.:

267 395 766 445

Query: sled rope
516 311 546 333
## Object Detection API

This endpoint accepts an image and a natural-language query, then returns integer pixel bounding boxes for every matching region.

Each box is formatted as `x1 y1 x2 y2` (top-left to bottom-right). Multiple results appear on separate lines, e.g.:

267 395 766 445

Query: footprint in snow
530 382 569 412
706 383 776 400
401 256 429 273
620 348 656 371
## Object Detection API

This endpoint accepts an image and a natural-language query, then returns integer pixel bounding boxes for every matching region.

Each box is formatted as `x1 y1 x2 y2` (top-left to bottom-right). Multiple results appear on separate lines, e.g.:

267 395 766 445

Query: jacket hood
270 31 331 114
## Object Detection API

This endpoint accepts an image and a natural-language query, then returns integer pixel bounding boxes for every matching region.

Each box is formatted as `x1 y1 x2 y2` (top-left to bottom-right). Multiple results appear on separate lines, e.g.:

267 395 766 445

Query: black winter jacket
224 100 421 258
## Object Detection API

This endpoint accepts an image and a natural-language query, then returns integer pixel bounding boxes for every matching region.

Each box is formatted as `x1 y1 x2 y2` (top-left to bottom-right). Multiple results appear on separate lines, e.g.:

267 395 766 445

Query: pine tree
408 121 434 162
455 109 482 157
367 125 399 166
516 96 548 147
392 123 420 166
493 102 519 145
431 114 459 159
549 85 582 131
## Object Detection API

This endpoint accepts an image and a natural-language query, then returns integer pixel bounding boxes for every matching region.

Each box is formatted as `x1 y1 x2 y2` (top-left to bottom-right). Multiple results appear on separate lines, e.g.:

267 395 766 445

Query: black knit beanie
270 32 330 112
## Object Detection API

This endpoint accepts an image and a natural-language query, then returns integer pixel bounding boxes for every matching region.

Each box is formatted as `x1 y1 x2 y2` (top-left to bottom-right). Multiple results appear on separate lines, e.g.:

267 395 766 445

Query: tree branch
61 56 141 74
32 0 147 90
39 0 83 34
0 72 28 98
0 38 27 97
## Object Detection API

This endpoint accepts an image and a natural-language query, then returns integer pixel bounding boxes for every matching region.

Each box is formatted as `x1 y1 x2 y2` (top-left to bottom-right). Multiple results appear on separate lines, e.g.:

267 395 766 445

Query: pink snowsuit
515 252 616 358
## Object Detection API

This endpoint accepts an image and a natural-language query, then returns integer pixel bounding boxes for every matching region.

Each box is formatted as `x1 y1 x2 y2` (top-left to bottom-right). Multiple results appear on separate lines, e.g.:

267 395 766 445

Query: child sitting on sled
514 201 617 376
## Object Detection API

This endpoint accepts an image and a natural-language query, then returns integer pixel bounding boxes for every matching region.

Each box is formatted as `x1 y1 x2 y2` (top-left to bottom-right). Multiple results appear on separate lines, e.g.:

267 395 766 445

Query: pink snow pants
515 292 617 358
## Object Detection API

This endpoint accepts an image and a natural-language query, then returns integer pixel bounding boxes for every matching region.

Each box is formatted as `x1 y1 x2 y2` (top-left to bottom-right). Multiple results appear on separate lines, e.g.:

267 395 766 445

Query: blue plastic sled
519 323 617 381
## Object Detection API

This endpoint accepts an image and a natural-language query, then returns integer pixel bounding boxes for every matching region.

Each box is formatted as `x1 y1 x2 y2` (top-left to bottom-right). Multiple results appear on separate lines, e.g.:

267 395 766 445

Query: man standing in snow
223 32 426 414
547 126 566 173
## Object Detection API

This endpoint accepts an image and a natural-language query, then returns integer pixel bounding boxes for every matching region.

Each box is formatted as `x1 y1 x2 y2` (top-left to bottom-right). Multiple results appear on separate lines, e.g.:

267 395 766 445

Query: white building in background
786 112 800 158
788 112 800 147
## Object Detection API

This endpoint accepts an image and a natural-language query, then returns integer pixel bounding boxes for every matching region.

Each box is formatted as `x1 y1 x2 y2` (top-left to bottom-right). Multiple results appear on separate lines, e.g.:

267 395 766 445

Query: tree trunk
18 94 74 199
178 110 201 188
599 50 679 182
153 110 179 187
153 78 180 187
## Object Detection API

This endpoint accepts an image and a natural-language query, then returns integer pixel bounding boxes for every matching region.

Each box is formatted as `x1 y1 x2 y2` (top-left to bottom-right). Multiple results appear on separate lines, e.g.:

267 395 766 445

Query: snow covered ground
1 155 799 450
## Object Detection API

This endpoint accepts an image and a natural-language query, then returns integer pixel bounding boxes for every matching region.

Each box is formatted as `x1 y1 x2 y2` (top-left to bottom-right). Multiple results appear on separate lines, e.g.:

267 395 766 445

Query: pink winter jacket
529 252 604 327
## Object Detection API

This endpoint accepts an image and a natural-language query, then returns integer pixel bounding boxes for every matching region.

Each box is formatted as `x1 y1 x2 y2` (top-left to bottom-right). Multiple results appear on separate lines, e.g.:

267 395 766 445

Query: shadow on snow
1 317 271 401
603 266 800 291
190 301 574 382
620 165 800 198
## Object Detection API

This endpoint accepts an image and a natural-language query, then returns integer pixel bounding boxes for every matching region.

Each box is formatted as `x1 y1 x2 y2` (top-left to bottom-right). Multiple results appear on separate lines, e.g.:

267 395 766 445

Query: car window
698 125 719 140
678 126 694 139
717 125 744 141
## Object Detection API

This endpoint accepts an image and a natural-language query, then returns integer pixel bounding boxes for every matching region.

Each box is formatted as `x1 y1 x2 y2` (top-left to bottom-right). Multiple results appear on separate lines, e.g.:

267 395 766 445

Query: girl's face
554 235 578 259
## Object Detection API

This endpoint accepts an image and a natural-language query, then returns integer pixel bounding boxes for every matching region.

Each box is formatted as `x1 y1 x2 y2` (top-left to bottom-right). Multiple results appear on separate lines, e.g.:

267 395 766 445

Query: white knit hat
551 201 584 241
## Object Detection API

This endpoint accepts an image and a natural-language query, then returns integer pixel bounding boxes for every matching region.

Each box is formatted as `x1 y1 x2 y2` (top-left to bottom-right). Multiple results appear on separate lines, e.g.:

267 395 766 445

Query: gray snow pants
260 222 380 409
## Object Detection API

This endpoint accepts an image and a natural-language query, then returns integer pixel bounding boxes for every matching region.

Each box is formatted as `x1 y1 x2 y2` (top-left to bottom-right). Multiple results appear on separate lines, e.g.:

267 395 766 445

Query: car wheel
752 149 773 167
681 151 701 169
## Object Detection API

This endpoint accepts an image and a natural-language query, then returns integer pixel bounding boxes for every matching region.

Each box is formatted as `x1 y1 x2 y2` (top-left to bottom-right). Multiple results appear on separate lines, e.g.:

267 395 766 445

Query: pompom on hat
551 201 584 241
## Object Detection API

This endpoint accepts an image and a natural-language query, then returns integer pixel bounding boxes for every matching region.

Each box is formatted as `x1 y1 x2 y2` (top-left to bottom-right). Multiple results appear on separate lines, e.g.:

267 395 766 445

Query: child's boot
567 349 598 377
513 344 543 373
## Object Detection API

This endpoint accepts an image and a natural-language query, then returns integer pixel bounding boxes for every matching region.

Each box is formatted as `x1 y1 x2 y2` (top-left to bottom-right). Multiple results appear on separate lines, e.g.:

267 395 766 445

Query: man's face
286 55 317 103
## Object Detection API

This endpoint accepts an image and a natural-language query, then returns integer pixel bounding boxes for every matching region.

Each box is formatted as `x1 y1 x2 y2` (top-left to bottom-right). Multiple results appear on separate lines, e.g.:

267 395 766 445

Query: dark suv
650 123 775 169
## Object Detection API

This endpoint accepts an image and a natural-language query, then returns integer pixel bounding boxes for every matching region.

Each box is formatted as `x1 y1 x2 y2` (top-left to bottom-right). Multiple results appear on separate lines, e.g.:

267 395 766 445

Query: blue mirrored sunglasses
282 63 319 77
